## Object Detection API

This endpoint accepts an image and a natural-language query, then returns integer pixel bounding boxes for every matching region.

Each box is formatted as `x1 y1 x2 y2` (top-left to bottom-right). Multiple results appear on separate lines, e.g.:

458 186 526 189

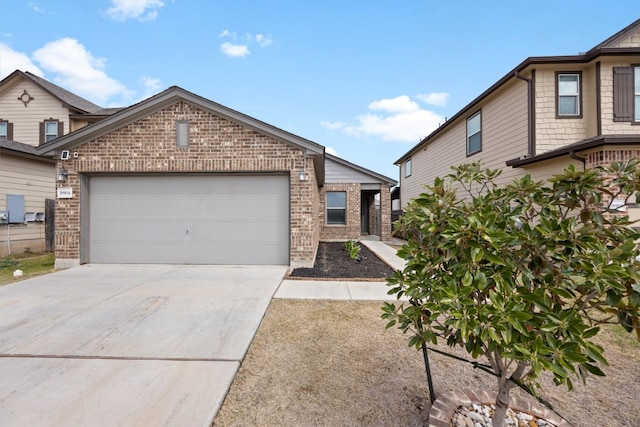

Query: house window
45 120 59 141
0 121 7 138
40 119 63 144
326 191 347 225
466 111 481 156
404 158 412 178
557 73 581 117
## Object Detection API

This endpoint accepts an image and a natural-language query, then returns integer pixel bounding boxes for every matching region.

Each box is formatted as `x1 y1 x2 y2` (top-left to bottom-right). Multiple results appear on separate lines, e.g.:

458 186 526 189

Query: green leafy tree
383 161 640 427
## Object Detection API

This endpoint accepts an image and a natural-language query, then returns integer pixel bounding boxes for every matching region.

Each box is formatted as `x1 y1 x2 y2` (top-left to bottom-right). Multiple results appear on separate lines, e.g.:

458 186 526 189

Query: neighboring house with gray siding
31 85 395 268
395 18 640 221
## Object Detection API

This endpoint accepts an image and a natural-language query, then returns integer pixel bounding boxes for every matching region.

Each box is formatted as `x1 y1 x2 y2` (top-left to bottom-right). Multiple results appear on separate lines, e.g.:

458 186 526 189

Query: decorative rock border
428 389 570 427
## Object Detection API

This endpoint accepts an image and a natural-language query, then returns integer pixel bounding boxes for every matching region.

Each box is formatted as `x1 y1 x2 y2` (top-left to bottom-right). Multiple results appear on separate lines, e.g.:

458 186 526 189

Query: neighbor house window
39 119 63 145
404 158 412 177
557 72 581 117
466 111 482 156
326 191 347 225
0 120 11 139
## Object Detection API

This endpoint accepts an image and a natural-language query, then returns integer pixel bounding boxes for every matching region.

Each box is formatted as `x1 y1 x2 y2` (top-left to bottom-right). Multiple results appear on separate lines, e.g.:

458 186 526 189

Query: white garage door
88 174 290 265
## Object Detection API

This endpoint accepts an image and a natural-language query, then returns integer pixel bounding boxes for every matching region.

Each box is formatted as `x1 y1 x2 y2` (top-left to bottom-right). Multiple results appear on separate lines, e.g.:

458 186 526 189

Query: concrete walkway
275 237 407 301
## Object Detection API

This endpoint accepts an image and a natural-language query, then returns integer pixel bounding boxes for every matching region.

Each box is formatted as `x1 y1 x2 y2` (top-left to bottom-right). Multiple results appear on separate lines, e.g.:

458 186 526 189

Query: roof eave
394 47 640 165
37 86 326 158
327 153 397 186
506 135 640 167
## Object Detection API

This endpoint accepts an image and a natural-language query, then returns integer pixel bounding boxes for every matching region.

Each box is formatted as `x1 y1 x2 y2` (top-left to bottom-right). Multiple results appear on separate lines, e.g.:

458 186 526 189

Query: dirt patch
289 241 395 280
213 300 640 427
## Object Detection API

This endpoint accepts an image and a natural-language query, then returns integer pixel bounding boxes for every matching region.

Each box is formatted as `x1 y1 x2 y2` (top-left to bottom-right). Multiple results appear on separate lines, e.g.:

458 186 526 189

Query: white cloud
369 95 420 113
28 2 45 13
255 34 273 47
32 38 132 105
220 42 250 58
416 92 449 106
319 120 346 130
140 76 162 99
321 95 446 143
219 30 273 58
0 43 43 78
325 146 338 156
106 0 164 22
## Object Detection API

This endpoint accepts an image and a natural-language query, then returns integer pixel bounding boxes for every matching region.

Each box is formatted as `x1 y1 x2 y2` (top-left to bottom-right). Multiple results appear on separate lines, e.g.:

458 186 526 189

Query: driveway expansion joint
0 353 238 362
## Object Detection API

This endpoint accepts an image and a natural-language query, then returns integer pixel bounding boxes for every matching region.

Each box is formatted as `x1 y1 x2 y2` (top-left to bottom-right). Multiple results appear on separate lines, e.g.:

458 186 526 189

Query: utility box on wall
0 210 8 224
6 195 25 224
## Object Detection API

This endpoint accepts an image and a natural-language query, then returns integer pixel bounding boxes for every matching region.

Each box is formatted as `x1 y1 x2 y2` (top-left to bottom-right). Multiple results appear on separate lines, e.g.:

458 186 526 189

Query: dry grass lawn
213 299 640 427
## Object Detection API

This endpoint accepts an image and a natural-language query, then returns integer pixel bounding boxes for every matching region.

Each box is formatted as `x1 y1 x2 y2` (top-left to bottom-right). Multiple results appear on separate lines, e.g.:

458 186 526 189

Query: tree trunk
492 382 512 427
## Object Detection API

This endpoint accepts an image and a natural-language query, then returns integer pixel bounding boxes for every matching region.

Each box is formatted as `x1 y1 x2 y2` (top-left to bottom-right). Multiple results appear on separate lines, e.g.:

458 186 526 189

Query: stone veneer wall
54 101 318 267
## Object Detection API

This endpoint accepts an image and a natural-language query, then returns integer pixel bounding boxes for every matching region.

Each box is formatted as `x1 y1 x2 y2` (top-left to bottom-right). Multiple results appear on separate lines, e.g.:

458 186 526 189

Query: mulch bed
289 241 395 280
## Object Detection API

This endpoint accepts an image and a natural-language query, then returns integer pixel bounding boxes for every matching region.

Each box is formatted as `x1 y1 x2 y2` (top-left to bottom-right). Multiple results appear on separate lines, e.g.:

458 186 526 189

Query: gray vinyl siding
325 157 380 184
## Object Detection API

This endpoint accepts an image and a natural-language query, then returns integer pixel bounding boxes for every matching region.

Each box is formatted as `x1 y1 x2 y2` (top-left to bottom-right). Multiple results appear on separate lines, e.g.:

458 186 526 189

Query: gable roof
394 19 640 165
587 18 640 53
326 153 397 186
37 85 326 156
0 70 118 115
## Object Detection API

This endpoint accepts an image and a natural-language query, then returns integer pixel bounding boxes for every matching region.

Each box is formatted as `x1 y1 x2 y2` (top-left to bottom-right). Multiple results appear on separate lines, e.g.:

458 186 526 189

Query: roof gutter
569 150 586 170
506 135 640 167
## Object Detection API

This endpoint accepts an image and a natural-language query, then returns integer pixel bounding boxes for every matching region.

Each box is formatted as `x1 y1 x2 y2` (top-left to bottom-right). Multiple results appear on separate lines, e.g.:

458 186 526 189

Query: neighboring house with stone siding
395 18 640 221
0 70 120 256
35 85 396 269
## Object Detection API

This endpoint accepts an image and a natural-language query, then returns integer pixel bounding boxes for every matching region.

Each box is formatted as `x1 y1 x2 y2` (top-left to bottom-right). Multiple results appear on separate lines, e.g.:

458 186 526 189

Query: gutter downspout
515 70 536 157
569 151 587 171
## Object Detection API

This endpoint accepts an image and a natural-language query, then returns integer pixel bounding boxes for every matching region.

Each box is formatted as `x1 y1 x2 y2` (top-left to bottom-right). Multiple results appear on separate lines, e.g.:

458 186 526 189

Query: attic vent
176 120 189 147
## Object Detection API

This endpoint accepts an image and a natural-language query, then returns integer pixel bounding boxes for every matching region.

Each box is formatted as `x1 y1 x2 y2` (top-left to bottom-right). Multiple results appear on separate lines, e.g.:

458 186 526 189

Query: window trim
634 66 640 123
404 158 412 178
556 71 582 118
40 119 63 145
326 191 347 225
466 110 482 156
0 119 12 139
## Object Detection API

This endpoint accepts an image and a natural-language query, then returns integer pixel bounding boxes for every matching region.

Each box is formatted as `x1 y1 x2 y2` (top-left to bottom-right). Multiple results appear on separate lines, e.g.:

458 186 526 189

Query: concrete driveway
0 264 287 426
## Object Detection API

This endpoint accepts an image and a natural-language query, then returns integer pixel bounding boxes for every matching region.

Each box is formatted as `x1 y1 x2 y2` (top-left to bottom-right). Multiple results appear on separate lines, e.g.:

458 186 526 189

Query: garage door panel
88 175 289 265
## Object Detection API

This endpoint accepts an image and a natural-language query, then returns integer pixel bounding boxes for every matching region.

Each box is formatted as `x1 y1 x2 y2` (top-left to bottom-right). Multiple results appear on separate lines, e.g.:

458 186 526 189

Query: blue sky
1 1 638 180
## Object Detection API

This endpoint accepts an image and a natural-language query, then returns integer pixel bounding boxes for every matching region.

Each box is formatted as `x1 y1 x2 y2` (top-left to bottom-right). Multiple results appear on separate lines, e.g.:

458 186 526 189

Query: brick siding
55 101 319 266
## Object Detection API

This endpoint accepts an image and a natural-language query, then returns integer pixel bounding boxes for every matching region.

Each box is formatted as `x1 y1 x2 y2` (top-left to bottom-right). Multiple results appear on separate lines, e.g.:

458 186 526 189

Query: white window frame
0 121 7 138
557 73 581 117
44 120 59 142
404 158 412 178
466 111 482 156
326 191 347 225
